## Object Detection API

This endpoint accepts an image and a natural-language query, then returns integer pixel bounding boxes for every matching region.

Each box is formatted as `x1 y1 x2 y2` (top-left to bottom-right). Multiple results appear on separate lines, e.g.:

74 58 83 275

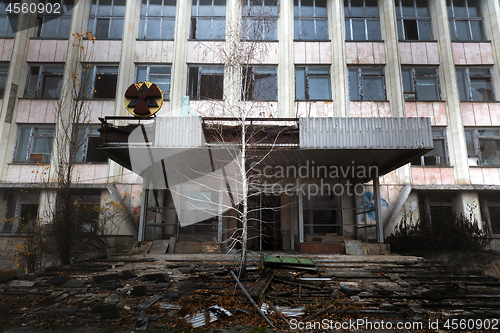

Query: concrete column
429 0 470 185
483 0 500 97
277 0 294 118
224 0 242 117
329 0 348 117
170 0 192 116
455 192 483 228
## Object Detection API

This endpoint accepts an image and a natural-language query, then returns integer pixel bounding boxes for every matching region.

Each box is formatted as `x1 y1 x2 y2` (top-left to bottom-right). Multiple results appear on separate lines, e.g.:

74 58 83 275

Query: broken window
0 2 17 37
294 0 328 41
402 67 440 101
136 65 171 100
1 191 39 233
0 63 8 98
348 66 386 101
418 193 454 224
70 189 101 231
480 195 500 235
190 0 226 41
456 67 495 102
465 128 500 166
14 125 55 163
412 128 449 166
88 0 125 39
447 0 485 41
242 66 277 101
395 0 433 41
139 0 176 40
242 0 278 41
83 64 119 99
24 64 64 99
344 0 381 41
303 193 342 236
34 0 74 39
188 65 224 100
75 126 107 163
295 66 331 101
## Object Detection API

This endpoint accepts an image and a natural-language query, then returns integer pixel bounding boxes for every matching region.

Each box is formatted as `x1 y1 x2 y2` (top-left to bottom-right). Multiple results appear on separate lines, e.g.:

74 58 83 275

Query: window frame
294 0 329 41
13 125 55 164
412 128 449 166
190 0 226 41
348 66 386 101
447 0 486 41
187 65 224 100
75 125 108 163
0 62 8 99
395 0 433 41
480 195 500 235
138 0 176 40
303 193 343 236
465 127 500 166
295 65 332 101
24 64 64 99
83 64 119 99
344 0 381 41
0 2 17 37
88 0 125 40
242 65 277 102
1 191 39 234
135 64 172 100
418 193 454 225
34 0 74 39
456 67 495 102
402 66 441 101
242 0 278 41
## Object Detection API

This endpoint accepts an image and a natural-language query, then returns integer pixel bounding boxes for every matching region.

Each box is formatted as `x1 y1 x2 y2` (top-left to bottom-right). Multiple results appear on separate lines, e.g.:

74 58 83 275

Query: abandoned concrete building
0 0 500 257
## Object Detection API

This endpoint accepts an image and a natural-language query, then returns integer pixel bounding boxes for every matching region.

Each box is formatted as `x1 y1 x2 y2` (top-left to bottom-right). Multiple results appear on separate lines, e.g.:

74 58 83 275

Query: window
303 194 342 236
465 128 500 166
139 0 176 40
190 0 226 41
136 65 171 100
480 195 500 235
0 2 17 37
75 126 107 163
14 125 55 163
348 66 385 101
83 64 119 99
0 63 8 99
295 66 331 101
70 190 101 231
188 65 224 100
345 0 381 41
456 67 495 102
447 0 485 41
294 0 328 41
242 66 277 101
418 193 454 224
395 0 432 41
34 0 74 39
24 64 64 99
412 128 449 166
88 0 125 39
402 67 440 101
242 0 278 41
1 191 39 233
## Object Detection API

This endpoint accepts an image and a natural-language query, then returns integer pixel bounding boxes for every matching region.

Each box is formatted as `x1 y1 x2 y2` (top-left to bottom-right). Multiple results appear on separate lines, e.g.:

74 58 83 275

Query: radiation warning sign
124 81 163 117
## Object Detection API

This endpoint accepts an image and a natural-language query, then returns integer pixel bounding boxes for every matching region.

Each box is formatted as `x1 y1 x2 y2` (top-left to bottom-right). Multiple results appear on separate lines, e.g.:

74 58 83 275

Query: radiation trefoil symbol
125 82 163 117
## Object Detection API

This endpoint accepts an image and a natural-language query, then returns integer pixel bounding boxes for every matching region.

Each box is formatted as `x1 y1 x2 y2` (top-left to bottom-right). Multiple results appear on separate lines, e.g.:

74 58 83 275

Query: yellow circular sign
124 81 163 117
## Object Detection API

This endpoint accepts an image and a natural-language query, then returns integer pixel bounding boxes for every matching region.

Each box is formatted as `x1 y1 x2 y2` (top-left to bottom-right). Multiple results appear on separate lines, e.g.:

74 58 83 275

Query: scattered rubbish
131 294 162 314
262 303 304 317
156 302 181 310
185 305 232 328
264 256 317 271
135 312 151 330
9 280 35 287
249 267 275 298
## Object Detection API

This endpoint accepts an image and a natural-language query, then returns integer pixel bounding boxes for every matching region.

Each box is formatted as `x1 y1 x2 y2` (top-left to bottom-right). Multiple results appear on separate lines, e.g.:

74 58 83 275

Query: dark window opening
188 65 224 100
0 63 8 98
402 67 440 101
456 67 495 102
465 128 500 166
411 128 449 166
242 66 277 101
24 65 64 99
345 0 381 41
295 66 331 101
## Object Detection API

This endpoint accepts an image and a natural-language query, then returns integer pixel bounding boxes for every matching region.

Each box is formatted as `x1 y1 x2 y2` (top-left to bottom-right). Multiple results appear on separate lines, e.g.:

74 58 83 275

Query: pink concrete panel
386 186 402 206
161 41 174 63
464 43 481 65
489 103 500 125
294 42 306 63
266 43 279 64
0 39 12 60
95 165 109 183
460 102 475 125
44 101 57 123
16 100 31 123
54 40 67 62
425 43 440 64
6 165 20 183
411 42 427 64
379 102 390 117
424 167 441 185
469 168 484 184
349 102 361 116
186 42 198 63
38 40 57 61
452 43 466 64
27 40 42 62
411 166 426 185
433 102 448 126
29 100 48 123
482 168 500 185
399 43 412 64
134 41 147 62
93 41 110 62
108 41 121 62
319 42 331 64
440 168 454 184
479 43 494 64
305 42 320 63
416 102 429 118
473 102 491 126
101 101 115 117
405 102 417 117
345 42 357 64
373 42 385 64
315 102 326 117
358 43 374 64
147 41 162 62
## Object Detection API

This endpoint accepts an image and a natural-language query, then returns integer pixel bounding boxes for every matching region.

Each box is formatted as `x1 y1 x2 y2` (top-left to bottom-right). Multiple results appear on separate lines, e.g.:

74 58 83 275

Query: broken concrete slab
9 280 36 287
149 240 169 254
345 240 364 255
92 273 121 283
118 270 137 279
63 279 86 288
46 275 71 286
